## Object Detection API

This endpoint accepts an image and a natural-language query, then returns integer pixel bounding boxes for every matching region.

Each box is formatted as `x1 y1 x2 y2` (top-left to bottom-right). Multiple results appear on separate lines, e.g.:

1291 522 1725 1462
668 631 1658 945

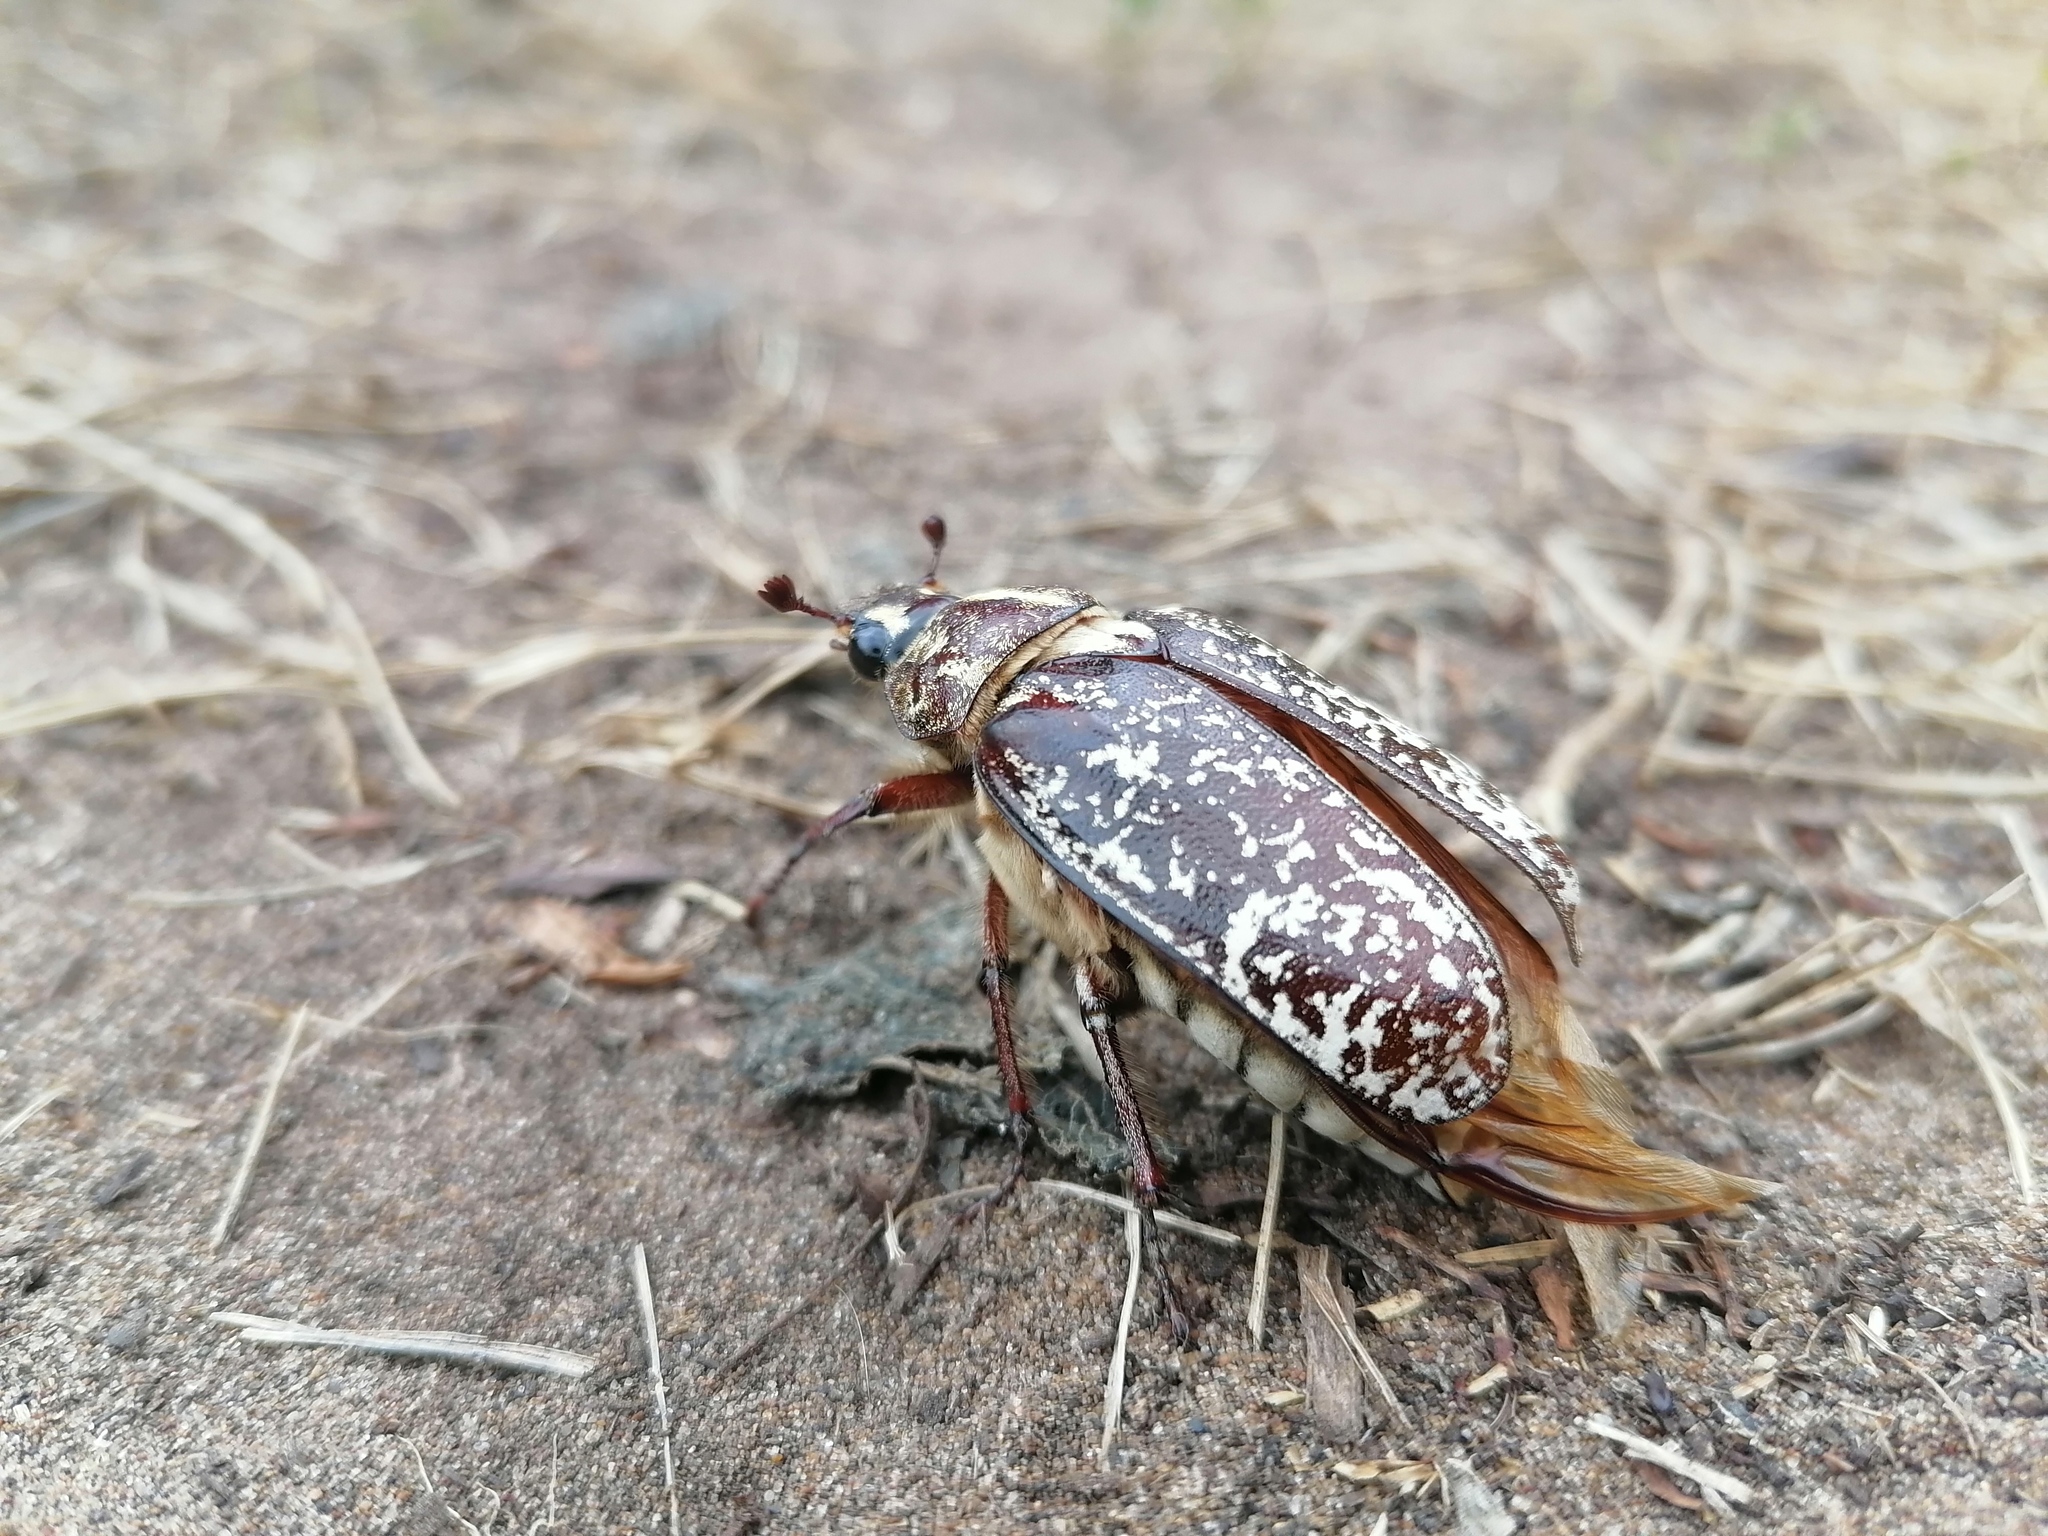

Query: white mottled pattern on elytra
977 656 1510 1124
1135 605 1581 957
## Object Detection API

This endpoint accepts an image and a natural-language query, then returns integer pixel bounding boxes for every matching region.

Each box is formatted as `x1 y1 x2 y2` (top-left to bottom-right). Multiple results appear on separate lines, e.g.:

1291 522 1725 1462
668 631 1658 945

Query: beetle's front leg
1073 957 1192 1346
745 769 975 925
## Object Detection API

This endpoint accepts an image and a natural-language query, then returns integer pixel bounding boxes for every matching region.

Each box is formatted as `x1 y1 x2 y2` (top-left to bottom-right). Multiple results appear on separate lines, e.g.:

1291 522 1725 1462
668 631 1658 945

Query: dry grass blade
0 1082 71 1144
0 668 323 741
1374 1225 1508 1305
1844 1313 1982 1457
1100 1202 1141 1459
1457 1239 1560 1266
629 1243 680 1536
209 1004 308 1251
1881 942 2037 1204
135 839 501 908
707 1217 886 1383
1648 744 2048 801
460 624 802 709
0 387 458 808
1657 931 1868 1053
208 1311 596 1378
1996 806 2048 924
1688 996 1898 1068
1030 1180 1275 1250
1248 1111 1287 1349
1581 1414 1760 1505
679 765 841 820
563 638 837 786
1522 670 1653 840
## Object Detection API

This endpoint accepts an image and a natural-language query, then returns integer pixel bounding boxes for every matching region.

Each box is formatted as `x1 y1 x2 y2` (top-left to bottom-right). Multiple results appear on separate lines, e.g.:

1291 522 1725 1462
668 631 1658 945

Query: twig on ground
1845 1312 1982 1458
1647 745 2048 801
0 667 321 742
460 624 803 709
1249 1111 1287 1348
1298 1245 1366 1441
1374 1225 1508 1305
210 1004 309 1250
136 838 503 908
1299 1244 1412 1432
211 1311 596 1378
629 1243 679 1536
1031 1180 1280 1251
0 1082 71 1144
1581 1414 1760 1505
1101 1202 1141 1458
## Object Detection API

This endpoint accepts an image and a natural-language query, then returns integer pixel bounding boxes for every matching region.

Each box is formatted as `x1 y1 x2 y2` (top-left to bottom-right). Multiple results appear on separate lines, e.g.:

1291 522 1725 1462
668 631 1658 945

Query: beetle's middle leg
745 768 975 924
981 878 1035 1171
1074 956 1193 1345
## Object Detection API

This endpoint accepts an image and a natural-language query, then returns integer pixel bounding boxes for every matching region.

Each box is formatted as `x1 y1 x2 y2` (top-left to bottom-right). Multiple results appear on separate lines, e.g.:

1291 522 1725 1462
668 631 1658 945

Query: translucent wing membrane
1134 606 1582 961
977 655 1512 1125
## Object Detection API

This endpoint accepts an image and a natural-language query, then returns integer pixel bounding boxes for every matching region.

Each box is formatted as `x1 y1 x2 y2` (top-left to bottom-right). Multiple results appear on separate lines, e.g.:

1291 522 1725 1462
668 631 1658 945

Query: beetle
750 518 1761 1334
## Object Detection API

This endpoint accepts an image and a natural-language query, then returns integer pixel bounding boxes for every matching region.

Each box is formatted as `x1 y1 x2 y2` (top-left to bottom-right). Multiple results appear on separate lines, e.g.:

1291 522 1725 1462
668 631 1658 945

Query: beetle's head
757 515 959 682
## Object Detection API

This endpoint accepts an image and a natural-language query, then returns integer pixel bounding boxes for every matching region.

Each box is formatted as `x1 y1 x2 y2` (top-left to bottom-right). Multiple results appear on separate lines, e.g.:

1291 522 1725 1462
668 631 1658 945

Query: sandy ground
2 3 2046 1532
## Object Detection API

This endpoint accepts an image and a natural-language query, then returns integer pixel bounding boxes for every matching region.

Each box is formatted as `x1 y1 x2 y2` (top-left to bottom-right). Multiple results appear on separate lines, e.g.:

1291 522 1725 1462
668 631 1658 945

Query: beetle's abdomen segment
978 655 1511 1125
1124 946 1430 1179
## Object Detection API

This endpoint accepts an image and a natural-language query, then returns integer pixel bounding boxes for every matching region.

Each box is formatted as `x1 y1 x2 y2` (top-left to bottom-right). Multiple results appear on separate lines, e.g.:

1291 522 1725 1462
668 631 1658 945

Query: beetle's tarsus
1139 1206 1193 1346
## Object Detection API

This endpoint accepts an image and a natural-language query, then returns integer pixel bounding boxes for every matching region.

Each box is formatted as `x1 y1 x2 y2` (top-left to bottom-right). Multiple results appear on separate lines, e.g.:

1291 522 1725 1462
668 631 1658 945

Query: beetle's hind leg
1073 958 1193 1346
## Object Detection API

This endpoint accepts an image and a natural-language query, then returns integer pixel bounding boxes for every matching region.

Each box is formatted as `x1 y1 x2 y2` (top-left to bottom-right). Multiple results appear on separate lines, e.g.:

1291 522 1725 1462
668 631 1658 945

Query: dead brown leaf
1633 1459 1706 1511
1531 1260 1577 1351
508 900 691 988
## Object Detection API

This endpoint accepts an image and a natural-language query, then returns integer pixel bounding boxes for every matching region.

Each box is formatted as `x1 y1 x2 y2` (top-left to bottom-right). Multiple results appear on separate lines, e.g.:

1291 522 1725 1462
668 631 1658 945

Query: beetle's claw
1004 1110 1035 1167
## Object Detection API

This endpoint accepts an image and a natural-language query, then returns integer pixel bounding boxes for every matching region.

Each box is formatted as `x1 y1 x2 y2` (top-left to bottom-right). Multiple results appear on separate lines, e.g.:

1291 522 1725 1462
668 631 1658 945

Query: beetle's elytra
753 519 1761 1325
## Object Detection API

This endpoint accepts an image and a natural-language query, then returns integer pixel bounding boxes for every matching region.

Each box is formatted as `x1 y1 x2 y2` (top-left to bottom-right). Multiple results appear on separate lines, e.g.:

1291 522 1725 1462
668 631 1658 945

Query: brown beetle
753 519 1760 1334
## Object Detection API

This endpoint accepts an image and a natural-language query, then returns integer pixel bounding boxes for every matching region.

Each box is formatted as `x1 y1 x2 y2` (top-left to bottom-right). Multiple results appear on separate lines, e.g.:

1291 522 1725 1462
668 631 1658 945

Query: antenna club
757 574 846 625
920 515 948 587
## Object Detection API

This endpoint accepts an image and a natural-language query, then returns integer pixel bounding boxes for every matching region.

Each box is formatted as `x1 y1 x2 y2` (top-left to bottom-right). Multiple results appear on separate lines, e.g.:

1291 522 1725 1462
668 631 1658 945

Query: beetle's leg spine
744 769 974 926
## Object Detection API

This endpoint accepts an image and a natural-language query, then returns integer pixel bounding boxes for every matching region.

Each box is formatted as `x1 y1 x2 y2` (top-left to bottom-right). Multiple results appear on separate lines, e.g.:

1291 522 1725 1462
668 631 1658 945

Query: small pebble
1717 1397 1763 1436
2010 1392 2045 1418
89 1152 155 1210
1643 1367 1675 1418
104 1309 149 1353
1743 1307 1772 1328
1186 1416 1208 1434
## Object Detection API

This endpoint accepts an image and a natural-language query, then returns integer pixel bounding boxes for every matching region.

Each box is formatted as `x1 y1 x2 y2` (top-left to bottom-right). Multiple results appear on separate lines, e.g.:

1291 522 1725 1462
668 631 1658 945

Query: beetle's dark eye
848 621 892 680
846 599 945 682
